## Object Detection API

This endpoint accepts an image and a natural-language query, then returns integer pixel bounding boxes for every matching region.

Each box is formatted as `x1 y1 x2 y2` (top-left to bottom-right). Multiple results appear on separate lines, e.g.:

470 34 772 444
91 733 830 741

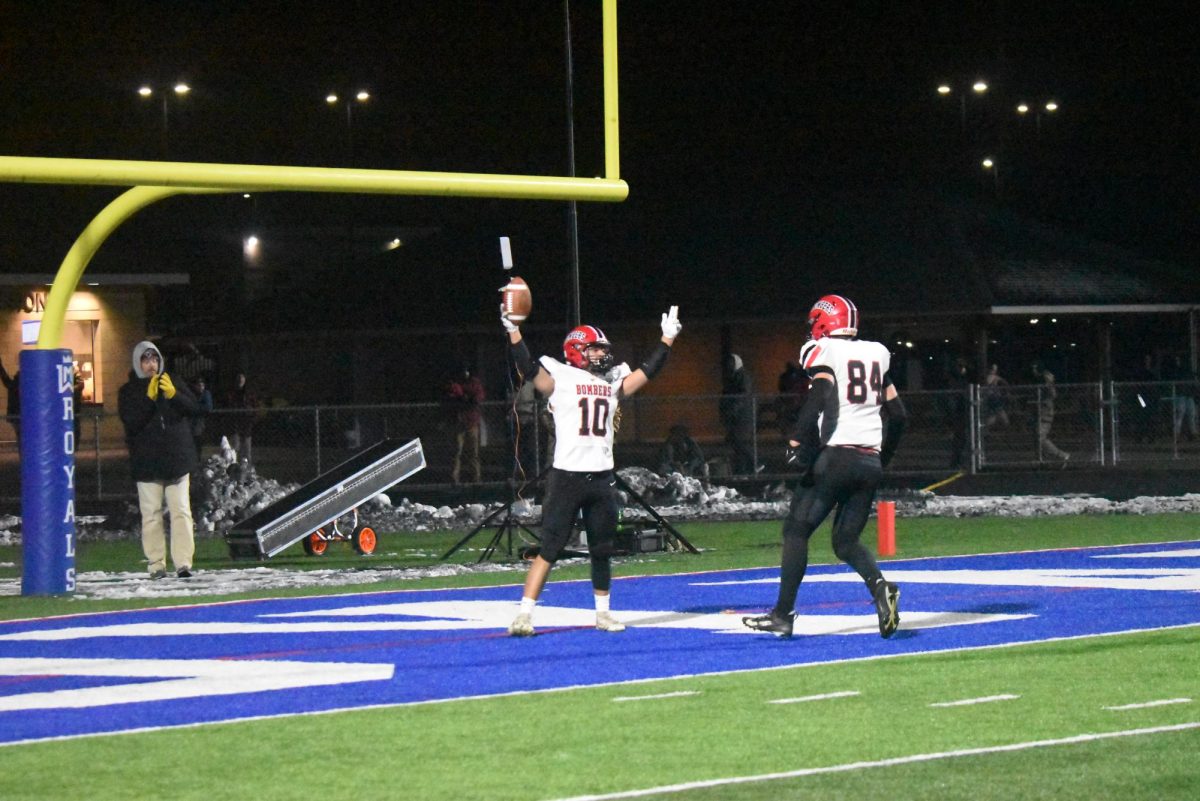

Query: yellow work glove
158 372 176 399
146 374 161 400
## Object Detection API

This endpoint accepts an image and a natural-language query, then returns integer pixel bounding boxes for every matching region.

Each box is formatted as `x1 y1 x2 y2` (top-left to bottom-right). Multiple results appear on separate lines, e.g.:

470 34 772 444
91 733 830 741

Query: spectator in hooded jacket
118 341 202 579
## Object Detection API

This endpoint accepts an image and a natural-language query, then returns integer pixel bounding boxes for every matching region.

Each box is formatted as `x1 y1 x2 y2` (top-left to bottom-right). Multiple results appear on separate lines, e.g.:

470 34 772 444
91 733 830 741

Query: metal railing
1 381 1197 501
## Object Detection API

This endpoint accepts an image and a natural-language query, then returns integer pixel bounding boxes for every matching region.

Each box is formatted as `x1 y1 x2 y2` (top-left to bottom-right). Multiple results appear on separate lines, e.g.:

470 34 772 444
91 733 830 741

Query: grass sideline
0 515 1198 800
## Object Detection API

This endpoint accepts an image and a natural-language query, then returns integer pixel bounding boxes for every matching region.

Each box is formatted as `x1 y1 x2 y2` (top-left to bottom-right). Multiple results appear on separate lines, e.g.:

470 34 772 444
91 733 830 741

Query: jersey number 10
578 397 611 436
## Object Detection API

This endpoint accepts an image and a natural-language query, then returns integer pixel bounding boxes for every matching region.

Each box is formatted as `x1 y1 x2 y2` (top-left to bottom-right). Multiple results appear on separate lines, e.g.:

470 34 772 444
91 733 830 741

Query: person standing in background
446 367 485 484
720 353 758 474
982 363 1010 429
224 371 258 463
72 366 85 443
0 355 19 447
189 375 214 456
1031 361 1070 466
946 357 971 468
118 341 202 579
1163 354 1199 441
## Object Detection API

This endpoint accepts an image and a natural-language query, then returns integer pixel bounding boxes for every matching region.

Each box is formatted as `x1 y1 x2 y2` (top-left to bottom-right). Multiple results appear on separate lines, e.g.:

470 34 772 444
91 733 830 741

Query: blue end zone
2 540 1199 745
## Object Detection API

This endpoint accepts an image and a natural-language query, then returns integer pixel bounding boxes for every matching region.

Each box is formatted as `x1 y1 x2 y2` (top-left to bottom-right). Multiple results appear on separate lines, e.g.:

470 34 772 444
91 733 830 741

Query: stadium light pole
563 0 582 327
981 157 1000 196
326 89 371 163
1016 99 1059 136
137 82 191 159
937 79 989 133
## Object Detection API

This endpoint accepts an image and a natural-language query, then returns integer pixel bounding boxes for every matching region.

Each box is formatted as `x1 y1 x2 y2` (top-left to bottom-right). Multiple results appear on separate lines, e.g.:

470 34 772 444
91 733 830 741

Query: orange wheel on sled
352 526 377 555
302 529 329 556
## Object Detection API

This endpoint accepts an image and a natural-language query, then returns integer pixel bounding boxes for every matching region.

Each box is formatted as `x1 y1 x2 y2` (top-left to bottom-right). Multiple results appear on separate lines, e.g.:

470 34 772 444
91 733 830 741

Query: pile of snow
3 445 1200 600
60 439 307 545
3 445 1200 549
58 562 534 601
194 440 301 533
910 493 1200 517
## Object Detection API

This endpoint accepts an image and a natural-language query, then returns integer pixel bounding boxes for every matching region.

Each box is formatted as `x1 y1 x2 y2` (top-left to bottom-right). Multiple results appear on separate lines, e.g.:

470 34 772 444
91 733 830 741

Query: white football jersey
540 356 632 472
799 336 892 450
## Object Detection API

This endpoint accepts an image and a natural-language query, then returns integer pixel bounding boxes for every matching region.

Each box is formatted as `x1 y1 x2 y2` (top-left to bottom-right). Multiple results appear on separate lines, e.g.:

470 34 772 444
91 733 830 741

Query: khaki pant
230 432 253 462
138 475 195 574
1036 413 1070 461
452 426 481 484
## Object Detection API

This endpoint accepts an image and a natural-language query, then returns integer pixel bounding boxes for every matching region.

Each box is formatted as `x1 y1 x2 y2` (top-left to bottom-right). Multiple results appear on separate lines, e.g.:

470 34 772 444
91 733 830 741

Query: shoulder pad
799 339 831 375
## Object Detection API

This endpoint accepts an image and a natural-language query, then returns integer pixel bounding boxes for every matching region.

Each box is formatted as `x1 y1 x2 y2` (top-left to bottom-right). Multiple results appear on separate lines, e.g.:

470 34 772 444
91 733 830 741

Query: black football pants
539 468 618 591
773 446 884 617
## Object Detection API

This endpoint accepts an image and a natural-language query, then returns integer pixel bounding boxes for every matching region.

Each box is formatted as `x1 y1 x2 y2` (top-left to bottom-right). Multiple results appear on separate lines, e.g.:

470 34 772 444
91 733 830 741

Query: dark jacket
0 361 17 418
118 343 201 482
446 374 485 429
719 355 755 429
224 382 259 437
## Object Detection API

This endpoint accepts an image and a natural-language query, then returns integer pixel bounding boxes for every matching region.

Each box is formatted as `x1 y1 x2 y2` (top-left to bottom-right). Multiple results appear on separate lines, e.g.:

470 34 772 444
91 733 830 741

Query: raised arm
620 306 681 398
503 309 554 395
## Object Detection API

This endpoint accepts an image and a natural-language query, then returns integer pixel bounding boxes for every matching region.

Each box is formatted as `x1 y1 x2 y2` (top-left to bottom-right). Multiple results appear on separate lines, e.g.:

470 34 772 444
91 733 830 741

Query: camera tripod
612 472 699 554
440 473 543 563
440 468 699 562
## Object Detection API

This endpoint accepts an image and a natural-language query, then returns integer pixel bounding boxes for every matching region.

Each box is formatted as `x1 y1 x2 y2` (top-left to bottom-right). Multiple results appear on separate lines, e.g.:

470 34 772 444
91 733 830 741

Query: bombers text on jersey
540 356 632 472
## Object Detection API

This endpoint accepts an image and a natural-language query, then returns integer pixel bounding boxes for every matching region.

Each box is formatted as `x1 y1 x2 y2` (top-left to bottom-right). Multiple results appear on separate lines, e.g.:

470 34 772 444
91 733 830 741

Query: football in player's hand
500 276 532 322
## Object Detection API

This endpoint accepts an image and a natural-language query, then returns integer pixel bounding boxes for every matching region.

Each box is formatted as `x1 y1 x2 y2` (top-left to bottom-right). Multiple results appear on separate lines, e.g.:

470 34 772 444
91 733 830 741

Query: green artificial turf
1 628 1195 800
0 513 1197 801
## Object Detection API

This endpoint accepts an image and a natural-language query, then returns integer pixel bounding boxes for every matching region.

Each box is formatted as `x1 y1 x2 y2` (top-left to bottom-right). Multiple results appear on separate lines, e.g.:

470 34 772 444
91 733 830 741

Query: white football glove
500 304 519 333
660 305 682 339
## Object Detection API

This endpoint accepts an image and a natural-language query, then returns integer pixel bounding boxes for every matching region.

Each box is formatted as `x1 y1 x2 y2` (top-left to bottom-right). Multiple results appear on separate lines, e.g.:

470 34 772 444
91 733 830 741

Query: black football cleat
873 580 900 638
742 611 795 638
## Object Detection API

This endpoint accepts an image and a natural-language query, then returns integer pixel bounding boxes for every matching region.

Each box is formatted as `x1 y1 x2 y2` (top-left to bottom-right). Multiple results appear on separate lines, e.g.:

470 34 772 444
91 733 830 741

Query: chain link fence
1 380 1197 501
974 382 1107 469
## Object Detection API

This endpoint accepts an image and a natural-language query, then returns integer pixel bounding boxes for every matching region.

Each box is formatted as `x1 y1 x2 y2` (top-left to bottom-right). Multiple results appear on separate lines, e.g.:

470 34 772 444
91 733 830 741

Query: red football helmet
563 325 613 373
807 294 858 340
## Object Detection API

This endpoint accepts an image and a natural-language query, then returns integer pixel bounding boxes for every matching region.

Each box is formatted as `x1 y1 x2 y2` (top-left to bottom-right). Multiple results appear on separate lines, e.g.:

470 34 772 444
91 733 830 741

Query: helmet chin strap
588 347 613 373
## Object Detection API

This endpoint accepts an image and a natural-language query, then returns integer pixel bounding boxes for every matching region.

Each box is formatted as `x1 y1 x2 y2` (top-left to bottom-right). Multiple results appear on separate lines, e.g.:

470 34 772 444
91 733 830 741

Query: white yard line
768 691 860 705
929 694 1020 708
1104 698 1192 711
542 721 1200 801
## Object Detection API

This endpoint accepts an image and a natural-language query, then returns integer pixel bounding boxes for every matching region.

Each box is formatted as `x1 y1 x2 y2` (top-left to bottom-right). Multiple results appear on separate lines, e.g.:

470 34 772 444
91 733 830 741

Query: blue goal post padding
20 348 77 596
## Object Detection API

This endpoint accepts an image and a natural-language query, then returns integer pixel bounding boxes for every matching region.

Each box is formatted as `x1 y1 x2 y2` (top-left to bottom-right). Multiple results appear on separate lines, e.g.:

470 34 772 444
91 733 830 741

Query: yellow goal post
0 0 625 350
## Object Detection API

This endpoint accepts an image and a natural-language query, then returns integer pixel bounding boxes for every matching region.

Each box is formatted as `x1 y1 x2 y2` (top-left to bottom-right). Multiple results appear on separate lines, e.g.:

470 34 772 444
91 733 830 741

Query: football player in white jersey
743 294 908 639
502 305 682 636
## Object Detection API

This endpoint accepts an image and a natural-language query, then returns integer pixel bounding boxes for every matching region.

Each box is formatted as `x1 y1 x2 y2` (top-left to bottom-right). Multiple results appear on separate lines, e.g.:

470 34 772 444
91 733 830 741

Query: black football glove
787 443 818 487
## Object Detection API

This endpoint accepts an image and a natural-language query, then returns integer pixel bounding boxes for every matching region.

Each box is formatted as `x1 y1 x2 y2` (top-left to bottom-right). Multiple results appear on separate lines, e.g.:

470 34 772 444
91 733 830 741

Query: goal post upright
7 0 624 595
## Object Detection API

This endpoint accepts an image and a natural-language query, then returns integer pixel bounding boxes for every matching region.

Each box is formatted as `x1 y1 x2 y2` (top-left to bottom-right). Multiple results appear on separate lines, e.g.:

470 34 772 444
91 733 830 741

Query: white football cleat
508 612 535 637
595 611 626 632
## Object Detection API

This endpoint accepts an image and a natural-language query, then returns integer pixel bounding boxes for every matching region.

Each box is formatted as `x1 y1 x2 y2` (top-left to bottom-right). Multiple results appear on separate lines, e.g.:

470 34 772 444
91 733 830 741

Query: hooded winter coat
117 341 200 482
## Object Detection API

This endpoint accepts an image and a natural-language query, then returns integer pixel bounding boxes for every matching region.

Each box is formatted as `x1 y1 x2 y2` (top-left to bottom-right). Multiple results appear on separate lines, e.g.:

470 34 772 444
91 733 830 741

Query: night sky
0 2 1195 332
